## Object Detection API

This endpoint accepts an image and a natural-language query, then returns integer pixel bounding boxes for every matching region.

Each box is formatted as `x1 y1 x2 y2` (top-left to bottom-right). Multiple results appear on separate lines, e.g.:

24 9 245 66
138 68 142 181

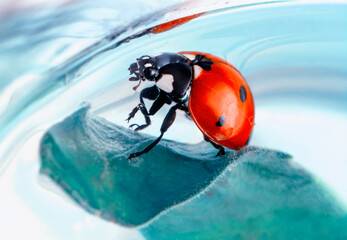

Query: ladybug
126 52 254 160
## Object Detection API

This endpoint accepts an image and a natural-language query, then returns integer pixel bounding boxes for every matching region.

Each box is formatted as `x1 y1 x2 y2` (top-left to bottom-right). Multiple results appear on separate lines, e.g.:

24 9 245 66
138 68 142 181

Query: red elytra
179 51 255 150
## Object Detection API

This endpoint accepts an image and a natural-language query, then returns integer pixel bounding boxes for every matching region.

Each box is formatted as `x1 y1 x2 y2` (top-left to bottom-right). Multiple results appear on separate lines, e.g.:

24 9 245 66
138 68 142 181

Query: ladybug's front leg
128 104 151 131
126 85 159 131
130 96 169 132
203 135 225 157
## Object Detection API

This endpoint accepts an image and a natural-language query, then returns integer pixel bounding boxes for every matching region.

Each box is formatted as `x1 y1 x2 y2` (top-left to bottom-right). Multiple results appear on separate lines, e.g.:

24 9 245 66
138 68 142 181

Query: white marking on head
156 74 174 93
144 63 153 67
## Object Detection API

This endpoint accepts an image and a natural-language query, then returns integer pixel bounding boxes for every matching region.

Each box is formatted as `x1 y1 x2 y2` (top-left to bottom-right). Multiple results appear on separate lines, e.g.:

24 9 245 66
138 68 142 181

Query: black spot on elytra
216 115 226 127
239 85 247 102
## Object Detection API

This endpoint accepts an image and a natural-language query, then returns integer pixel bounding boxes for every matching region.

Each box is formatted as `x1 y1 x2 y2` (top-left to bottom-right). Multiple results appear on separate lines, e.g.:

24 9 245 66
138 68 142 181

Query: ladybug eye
144 67 158 80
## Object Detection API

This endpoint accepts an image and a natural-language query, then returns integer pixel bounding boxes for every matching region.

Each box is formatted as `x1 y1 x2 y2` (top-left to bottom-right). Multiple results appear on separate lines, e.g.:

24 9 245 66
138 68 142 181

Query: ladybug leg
129 92 170 132
148 92 172 115
128 104 179 161
130 93 171 131
126 85 159 130
180 102 192 119
203 135 225 157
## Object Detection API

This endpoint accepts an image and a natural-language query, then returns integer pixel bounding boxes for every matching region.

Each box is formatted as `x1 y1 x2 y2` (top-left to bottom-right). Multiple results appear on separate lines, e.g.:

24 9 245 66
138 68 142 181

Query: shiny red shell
179 51 255 150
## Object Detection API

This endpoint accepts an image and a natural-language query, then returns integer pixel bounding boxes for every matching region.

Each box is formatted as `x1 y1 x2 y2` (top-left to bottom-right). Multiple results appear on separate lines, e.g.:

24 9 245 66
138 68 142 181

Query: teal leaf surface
40 106 347 239
141 149 347 239
40 106 232 227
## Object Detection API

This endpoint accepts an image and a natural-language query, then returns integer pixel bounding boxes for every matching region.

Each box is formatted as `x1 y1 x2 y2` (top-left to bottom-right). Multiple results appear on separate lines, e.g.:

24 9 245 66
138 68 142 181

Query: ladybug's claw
215 148 226 157
126 104 145 123
129 123 150 131
125 116 133 123
129 123 140 131
125 111 137 123
127 152 141 161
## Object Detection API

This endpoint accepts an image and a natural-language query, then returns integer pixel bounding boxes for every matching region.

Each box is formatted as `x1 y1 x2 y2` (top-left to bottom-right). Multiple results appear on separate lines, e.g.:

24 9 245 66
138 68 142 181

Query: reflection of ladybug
126 52 254 160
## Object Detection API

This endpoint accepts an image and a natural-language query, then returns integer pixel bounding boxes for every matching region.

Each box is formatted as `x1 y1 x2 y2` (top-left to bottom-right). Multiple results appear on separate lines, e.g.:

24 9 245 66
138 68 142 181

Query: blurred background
0 0 346 239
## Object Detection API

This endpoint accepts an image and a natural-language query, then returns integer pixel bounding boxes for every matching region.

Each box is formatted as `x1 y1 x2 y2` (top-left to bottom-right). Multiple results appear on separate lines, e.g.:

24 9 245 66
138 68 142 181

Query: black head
128 55 159 90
